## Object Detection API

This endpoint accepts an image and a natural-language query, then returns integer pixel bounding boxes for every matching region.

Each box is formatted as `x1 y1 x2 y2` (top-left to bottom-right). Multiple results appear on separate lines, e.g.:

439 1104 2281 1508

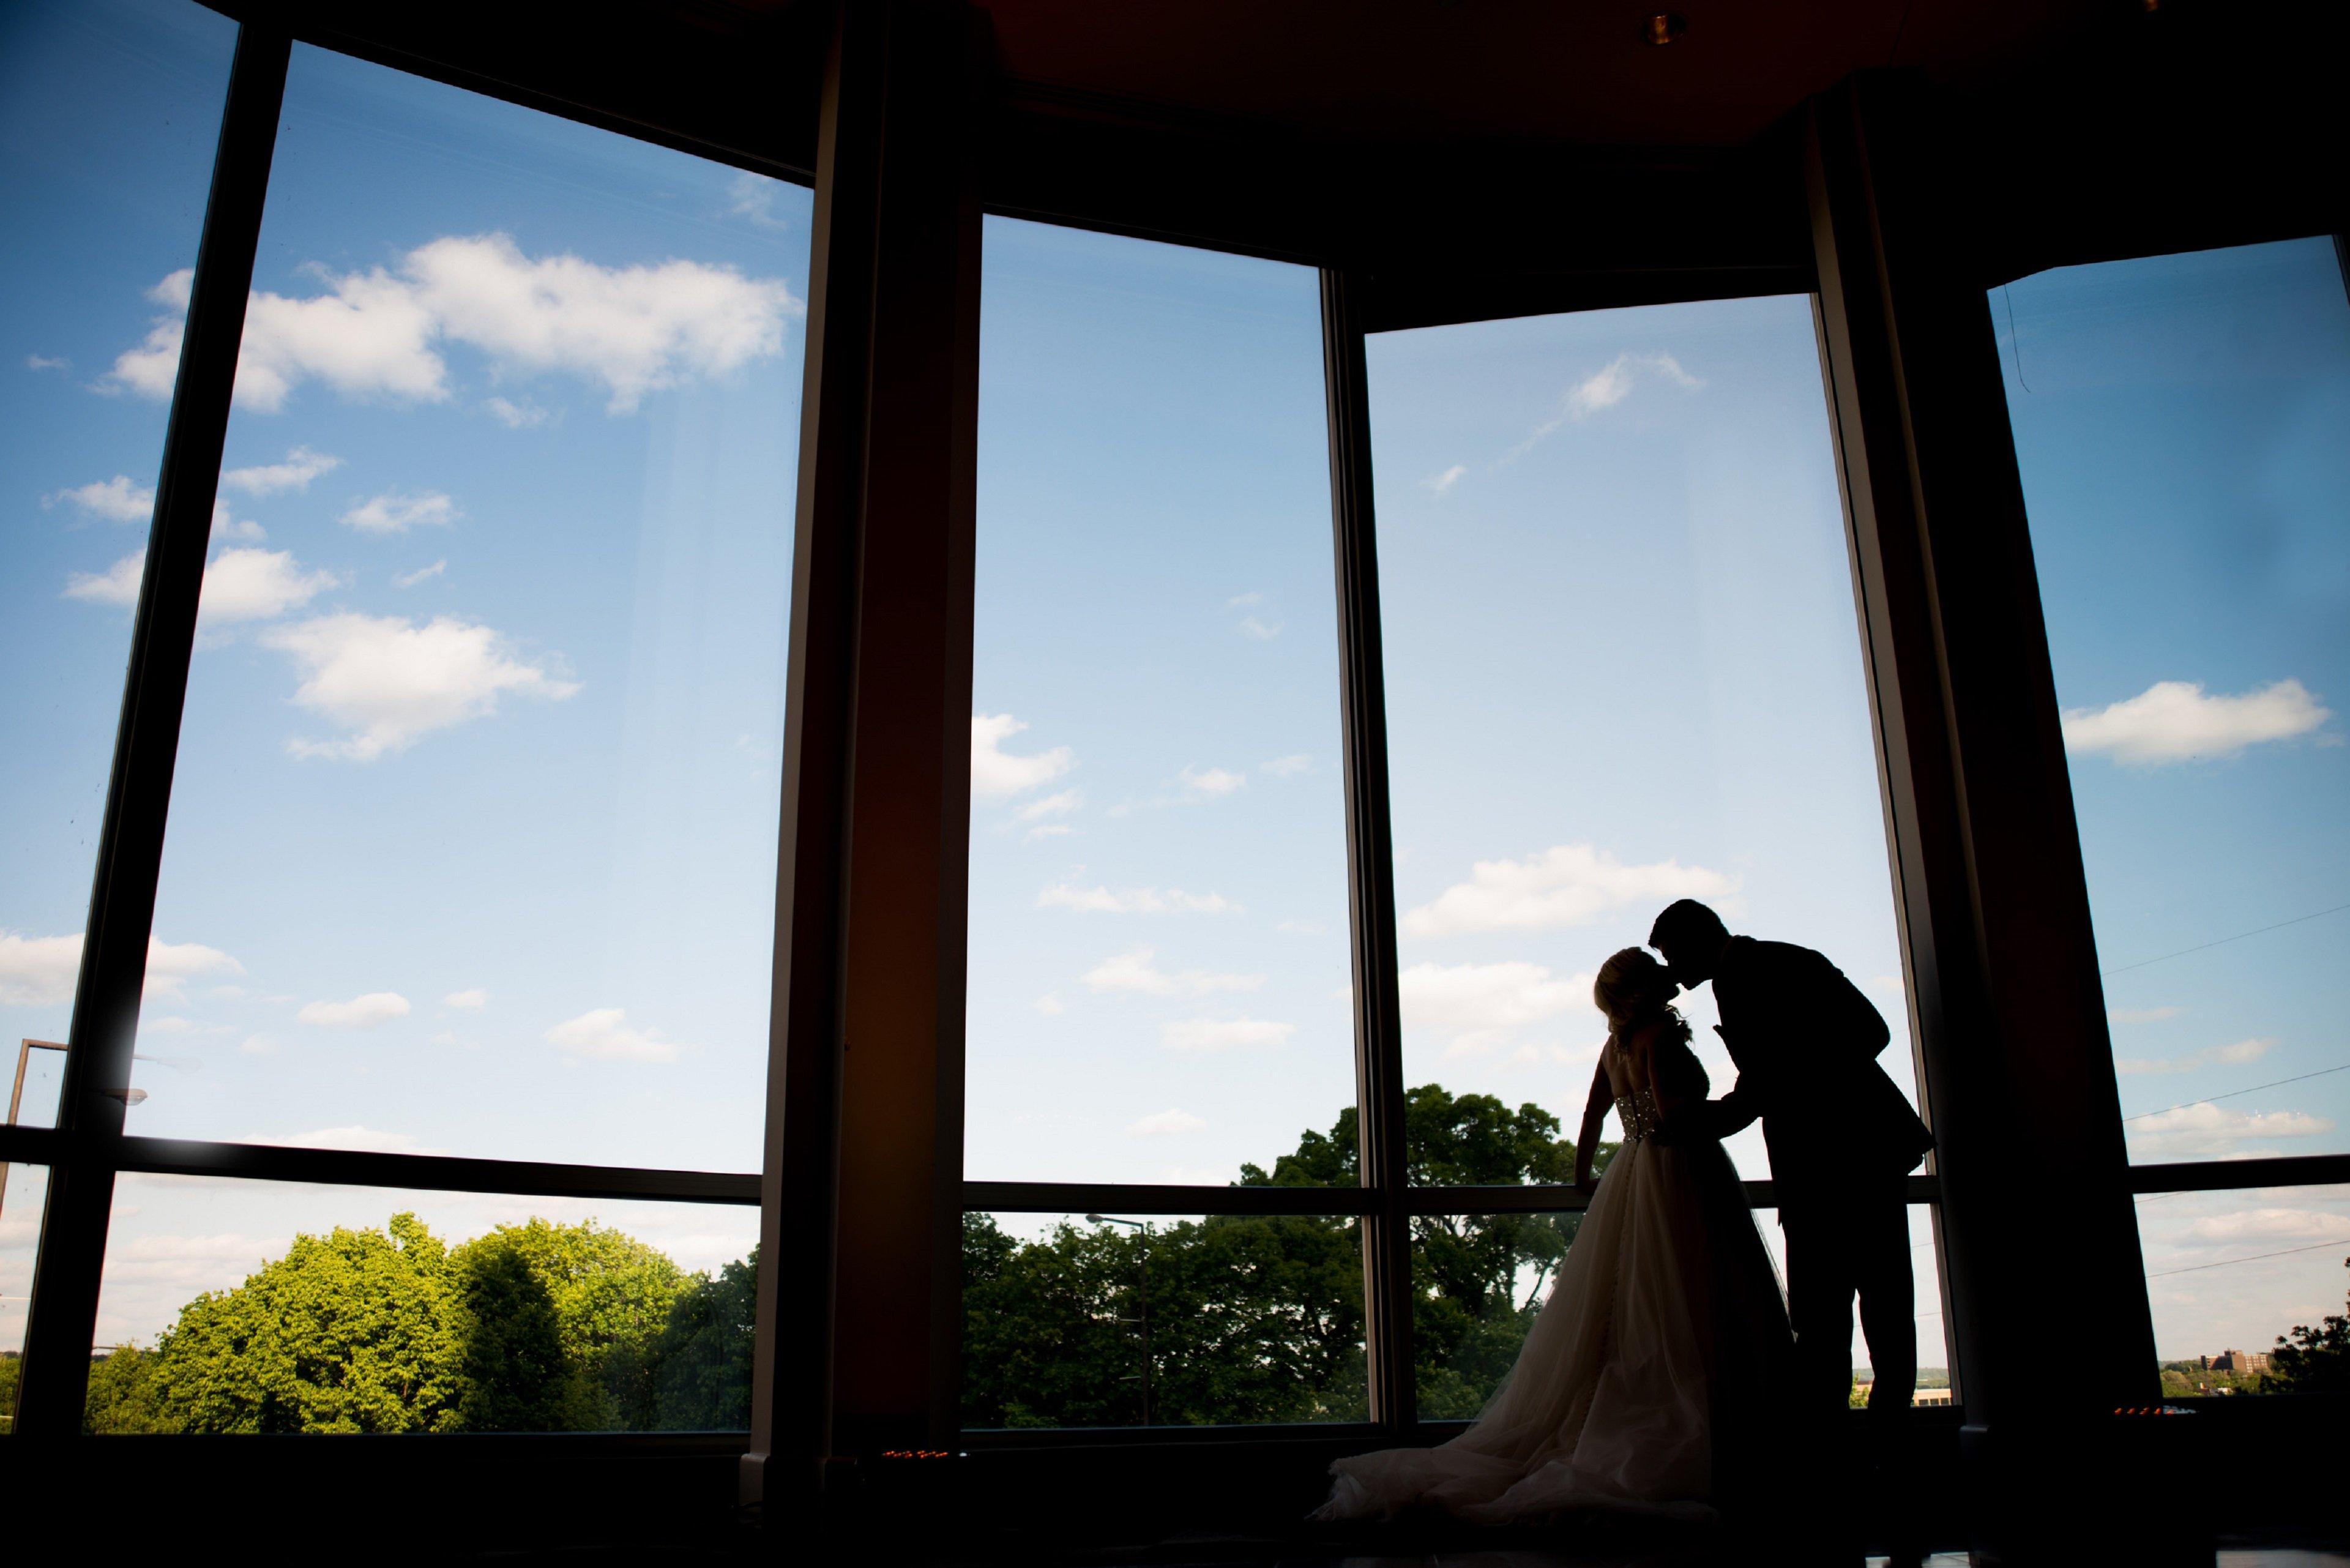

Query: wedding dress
1318 1029 1789 1523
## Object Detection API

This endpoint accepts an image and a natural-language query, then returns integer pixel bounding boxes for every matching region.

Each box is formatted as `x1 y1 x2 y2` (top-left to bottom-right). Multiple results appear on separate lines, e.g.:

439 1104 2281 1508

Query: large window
0 0 237 1430
1363 296 1941 1390
4 13 801 1437
1997 236 2350 1391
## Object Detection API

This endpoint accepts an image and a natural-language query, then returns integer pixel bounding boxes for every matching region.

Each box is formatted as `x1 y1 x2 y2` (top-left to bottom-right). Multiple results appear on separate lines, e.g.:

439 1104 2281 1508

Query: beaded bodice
1614 1086 1664 1142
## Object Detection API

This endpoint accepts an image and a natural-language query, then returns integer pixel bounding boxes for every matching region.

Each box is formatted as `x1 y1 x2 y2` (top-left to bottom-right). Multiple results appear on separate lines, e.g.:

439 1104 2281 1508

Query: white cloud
1016 788 1083 824
2176 1206 2350 1245
0 930 87 1005
481 395 551 428
728 171 792 231
2111 1006 2184 1025
545 1007 683 1063
1039 882 1236 916
1261 754 1310 778
2125 1102 2333 1159
341 489 458 534
1398 960 1592 1049
2062 679 2331 765
45 474 155 523
144 939 242 1003
1178 764 1246 799
971 714 1073 798
443 987 488 1009
263 611 580 761
64 550 146 607
211 502 264 542
258 1126 439 1154
1237 616 1283 641
1226 591 1266 609
27 353 68 372
2116 1037 2275 1076
110 234 802 415
1277 919 1327 935
238 1034 277 1056
297 991 411 1029
1034 993 1065 1015
1162 1017 1293 1052
220 446 341 496
1127 1108 1208 1136
1401 843 1736 938
394 559 447 588
1426 463 1466 495
1026 824 1073 840
1081 947 1261 997
199 547 339 626
1506 353 1703 460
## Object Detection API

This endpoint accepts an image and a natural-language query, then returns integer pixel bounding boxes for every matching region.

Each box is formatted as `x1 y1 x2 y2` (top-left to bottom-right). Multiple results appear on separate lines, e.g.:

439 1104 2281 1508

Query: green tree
2269 1269 2350 1394
137 1213 464 1433
450 1218 684 1430
81 1343 172 1433
645 1250 759 1430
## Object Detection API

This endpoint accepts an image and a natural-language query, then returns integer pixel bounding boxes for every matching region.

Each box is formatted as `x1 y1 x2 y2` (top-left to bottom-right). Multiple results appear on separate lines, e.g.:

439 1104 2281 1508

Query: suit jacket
1696 936 1933 1208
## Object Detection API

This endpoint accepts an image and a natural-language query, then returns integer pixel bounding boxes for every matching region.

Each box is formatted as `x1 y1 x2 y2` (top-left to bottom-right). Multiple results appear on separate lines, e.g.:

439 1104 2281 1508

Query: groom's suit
1687 936 1933 1425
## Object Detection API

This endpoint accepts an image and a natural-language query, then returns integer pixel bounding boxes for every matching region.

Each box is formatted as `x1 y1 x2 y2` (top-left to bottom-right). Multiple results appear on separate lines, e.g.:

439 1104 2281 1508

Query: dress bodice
1614 1086 1664 1142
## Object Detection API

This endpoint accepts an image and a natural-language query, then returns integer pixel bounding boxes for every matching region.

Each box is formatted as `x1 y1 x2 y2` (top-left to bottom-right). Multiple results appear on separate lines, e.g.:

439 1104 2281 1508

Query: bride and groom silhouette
1318 899 1934 1546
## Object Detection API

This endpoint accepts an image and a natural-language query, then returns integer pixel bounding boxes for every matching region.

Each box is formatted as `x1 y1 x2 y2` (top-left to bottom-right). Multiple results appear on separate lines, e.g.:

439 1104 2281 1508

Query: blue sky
4 0 2341 1369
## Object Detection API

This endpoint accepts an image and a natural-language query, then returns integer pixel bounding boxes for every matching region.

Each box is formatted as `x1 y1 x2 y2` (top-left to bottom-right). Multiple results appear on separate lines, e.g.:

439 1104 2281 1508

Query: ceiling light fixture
1643 12 1688 45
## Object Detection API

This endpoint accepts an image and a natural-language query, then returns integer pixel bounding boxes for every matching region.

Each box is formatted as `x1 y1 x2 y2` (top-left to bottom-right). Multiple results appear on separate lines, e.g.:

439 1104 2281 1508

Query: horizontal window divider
2127 1153 2350 1195
961 1181 1373 1217
1403 1174 1940 1214
110 1135 759 1204
72 1430 752 1454
0 1124 67 1167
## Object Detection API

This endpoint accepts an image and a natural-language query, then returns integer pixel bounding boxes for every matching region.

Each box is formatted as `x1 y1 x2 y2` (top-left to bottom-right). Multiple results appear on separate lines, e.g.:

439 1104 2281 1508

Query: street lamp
1086 1212 1152 1426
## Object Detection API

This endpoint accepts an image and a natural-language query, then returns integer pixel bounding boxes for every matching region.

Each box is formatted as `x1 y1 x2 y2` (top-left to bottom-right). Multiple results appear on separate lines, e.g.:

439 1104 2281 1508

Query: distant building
2209 1348 2269 1375
1912 1387 1955 1407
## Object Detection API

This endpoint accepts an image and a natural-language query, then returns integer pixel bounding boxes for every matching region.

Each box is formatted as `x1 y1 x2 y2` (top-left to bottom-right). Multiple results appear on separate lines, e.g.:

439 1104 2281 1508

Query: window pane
963 219 1352 1185
1366 297 1919 1183
1751 1203 1955 1406
2136 1185 2350 1395
962 1209 1365 1428
91 1173 758 1432
1 1164 53 1433
0 0 233 1083
118 47 810 1168
1994 239 2350 1165
1411 1208 1583 1419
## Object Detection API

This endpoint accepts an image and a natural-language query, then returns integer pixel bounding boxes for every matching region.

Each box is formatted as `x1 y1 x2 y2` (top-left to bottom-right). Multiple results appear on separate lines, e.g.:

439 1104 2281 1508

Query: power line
2103 902 2350 978
2146 1238 2350 1279
2123 1062 2350 1123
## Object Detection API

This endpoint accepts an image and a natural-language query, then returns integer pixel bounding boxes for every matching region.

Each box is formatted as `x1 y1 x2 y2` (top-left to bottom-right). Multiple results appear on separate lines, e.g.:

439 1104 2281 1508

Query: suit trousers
1781 1174 1915 1426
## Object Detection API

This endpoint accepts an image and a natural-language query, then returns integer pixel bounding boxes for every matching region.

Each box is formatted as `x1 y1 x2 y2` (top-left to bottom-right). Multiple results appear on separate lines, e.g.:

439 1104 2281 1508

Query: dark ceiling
972 0 2113 151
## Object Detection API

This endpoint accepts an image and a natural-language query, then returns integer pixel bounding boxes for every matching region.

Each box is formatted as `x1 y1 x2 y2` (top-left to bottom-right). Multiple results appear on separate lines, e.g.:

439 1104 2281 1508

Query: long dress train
1318 1048 1789 1523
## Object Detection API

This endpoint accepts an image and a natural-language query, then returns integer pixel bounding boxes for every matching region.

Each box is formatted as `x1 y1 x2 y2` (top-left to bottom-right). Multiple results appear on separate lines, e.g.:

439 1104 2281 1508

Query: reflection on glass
1750 1204 1954 1406
961 1210 1365 1428
2136 1185 2350 1396
1366 296 1917 1183
118 45 810 1169
1994 239 2350 1165
963 218 1351 1185
88 1174 758 1433
1 1164 53 1433
0 0 234 1092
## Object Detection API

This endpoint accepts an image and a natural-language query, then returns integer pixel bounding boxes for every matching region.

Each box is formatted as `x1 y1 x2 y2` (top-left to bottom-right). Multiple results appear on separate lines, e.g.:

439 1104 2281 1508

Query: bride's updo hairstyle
1594 947 1692 1047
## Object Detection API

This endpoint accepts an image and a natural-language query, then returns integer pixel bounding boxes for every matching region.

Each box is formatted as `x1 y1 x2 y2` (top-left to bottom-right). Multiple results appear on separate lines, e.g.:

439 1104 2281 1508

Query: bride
1318 947 1791 1523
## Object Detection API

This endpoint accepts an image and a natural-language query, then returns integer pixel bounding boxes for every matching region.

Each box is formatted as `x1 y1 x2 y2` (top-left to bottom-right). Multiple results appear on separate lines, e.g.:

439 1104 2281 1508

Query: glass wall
1996 237 2350 1168
88 1174 757 1432
1364 296 1919 1185
2135 1185 2350 1392
115 45 811 1172
963 218 1352 1189
0 0 235 1127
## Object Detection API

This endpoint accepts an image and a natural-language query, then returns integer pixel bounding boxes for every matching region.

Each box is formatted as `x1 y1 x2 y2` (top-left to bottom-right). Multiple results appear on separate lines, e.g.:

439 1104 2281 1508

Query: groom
1647 899 1934 1432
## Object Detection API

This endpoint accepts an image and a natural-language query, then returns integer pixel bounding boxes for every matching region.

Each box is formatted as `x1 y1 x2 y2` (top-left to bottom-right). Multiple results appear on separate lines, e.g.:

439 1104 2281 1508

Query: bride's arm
1573 1053 1611 1192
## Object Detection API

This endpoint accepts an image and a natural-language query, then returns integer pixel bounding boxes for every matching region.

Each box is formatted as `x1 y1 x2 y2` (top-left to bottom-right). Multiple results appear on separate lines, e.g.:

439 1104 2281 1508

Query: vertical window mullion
13 23 291 1442
1320 269 1414 1432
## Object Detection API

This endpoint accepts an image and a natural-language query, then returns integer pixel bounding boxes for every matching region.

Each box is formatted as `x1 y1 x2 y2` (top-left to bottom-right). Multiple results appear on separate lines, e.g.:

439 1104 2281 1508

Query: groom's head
1650 900 1731 987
